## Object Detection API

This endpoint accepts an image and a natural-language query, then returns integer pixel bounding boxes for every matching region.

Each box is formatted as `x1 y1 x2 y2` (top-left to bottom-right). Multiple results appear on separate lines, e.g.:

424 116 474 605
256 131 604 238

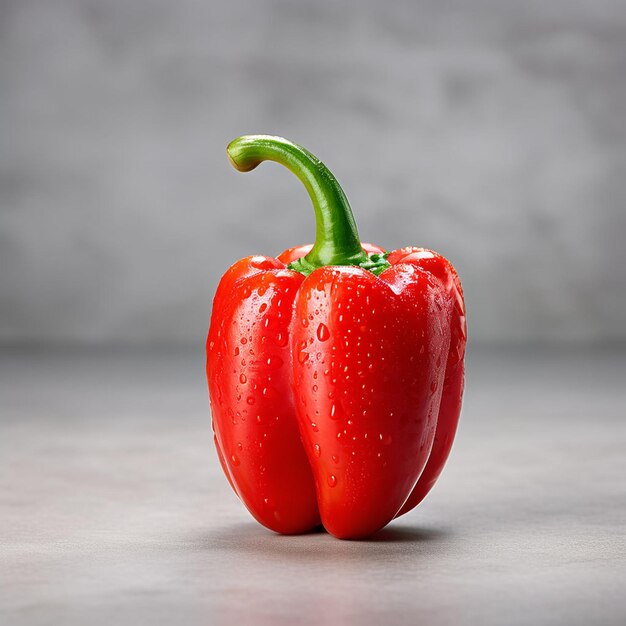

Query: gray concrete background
3 5 626 623
1 0 626 347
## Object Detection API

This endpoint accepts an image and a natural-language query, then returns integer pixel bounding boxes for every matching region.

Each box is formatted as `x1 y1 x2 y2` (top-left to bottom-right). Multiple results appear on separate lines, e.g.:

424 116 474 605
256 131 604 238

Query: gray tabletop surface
1 347 625 625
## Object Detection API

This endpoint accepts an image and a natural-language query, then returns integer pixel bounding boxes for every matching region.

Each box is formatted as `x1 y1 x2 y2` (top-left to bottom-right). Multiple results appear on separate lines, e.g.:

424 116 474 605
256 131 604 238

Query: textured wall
1 0 625 345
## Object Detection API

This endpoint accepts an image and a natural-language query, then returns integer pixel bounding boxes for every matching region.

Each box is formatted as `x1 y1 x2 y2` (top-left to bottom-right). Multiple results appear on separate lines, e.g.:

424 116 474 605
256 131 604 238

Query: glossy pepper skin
207 136 466 539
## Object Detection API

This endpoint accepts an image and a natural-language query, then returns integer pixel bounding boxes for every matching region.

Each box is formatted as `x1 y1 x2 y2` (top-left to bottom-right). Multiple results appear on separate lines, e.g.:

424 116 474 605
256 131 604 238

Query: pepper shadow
192 520 453 564
360 524 450 543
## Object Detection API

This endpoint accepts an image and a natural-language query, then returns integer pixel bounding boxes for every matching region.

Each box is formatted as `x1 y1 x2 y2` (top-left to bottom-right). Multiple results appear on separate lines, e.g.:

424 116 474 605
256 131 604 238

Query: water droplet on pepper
317 323 330 341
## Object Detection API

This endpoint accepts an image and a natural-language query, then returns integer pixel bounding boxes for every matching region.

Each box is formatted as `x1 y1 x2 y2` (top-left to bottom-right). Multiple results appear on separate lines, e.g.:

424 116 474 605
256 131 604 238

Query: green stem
227 135 369 275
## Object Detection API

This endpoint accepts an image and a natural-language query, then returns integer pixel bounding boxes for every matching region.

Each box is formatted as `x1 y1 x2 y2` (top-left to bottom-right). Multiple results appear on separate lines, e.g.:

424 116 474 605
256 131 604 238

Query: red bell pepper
207 135 466 539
